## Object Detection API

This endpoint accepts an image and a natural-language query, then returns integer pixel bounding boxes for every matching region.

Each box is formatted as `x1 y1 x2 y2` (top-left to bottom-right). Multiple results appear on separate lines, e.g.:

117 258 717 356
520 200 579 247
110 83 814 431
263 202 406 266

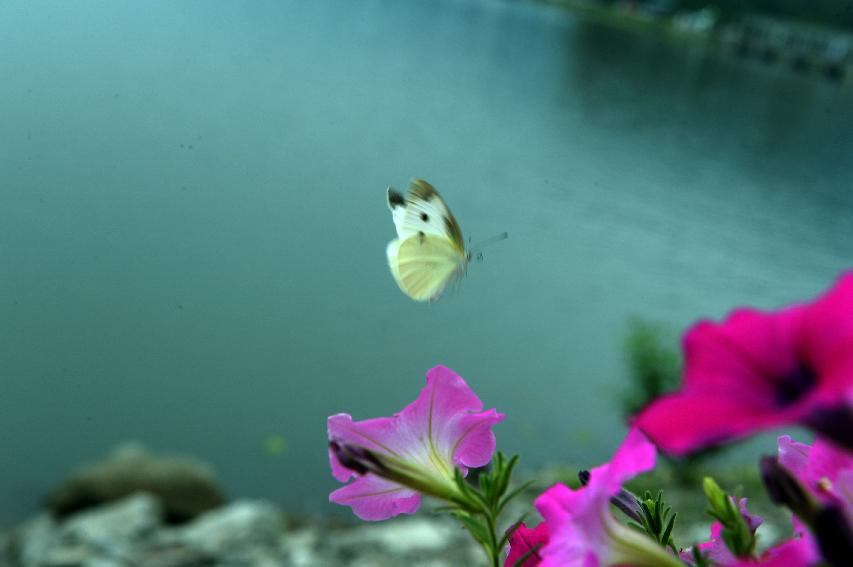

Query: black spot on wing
420 213 429 221
387 188 405 209
408 179 439 201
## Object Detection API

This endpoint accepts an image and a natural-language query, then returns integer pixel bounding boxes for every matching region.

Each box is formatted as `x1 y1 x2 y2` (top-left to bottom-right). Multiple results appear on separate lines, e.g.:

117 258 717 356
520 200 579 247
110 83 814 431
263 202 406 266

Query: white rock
14 515 58 567
281 527 319 567
180 500 282 556
59 492 161 552
340 518 456 554
79 559 124 567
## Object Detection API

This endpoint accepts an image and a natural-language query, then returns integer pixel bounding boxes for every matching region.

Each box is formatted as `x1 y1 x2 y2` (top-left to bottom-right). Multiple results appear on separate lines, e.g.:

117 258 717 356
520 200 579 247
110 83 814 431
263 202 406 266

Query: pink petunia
723 517 820 567
533 428 683 567
327 365 504 520
505 522 549 567
777 435 853 526
683 498 763 565
635 273 853 455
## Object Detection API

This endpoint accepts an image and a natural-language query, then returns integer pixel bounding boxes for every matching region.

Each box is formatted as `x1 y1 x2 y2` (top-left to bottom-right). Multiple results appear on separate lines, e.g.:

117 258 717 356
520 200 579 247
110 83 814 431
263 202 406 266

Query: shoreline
535 0 853 85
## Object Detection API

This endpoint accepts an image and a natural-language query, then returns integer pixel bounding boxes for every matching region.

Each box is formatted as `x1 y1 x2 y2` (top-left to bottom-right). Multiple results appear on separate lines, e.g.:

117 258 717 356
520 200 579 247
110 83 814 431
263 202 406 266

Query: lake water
1 0 851 522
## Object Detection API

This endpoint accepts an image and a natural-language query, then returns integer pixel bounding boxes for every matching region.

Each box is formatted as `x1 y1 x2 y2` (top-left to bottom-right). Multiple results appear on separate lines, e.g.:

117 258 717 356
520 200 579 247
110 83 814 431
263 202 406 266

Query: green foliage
628 489 679 554
449 453 534 567
672 0 853 30
621 317 681 417
691 545 712 567
622 318 727 485
702 477 757 559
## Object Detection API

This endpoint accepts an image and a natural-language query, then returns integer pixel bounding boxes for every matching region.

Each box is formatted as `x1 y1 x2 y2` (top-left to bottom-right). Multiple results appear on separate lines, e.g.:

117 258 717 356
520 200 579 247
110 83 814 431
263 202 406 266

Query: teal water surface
2 0 852 522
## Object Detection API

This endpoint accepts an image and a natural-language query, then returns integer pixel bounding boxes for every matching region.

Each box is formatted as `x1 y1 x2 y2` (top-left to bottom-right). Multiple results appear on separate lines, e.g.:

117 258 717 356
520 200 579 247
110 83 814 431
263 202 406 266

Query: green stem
484 509 500 567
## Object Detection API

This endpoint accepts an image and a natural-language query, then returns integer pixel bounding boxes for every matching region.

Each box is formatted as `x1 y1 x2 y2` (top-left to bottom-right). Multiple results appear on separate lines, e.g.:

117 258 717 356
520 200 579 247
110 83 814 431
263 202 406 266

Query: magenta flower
533 428 682 567
777 435 853 525
635 273 853 455
724 538 819 567
724 518 819 567
683 498 763 565
505 522 549 567
327 365 504 521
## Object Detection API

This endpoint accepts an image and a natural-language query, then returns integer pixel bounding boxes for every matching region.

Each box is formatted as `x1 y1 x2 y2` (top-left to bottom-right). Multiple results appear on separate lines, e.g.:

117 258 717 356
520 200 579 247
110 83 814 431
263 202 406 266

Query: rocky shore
0 445 481 566
0 493 481 566
0 444 788 566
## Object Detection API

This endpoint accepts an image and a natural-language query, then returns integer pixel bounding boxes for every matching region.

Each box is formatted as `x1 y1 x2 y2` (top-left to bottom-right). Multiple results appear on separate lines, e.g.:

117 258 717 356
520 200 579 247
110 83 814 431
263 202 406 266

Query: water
1 0 851 522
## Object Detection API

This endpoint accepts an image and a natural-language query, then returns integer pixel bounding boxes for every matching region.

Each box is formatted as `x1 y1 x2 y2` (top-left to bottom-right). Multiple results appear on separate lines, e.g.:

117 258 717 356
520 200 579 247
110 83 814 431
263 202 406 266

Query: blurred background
1 0 852 562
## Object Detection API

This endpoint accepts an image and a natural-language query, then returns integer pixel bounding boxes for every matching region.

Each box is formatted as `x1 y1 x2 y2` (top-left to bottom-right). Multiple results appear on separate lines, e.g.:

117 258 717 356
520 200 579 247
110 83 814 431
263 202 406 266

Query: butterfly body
386 179 469 302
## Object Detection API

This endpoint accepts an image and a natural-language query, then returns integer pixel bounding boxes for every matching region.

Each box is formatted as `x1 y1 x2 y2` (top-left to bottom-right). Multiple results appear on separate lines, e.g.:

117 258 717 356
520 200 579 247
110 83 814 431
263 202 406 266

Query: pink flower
635 273 853 455
327 365 504 520
533 429 682 567
777 435 853 525
505 522 549 567
724 518 820 567
724 538 819 567
684 498 763 564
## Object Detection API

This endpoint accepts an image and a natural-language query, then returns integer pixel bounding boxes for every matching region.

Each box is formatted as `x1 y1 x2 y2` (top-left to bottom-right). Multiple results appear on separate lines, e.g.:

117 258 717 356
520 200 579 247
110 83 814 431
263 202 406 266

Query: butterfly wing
387 187 408 237
386 239 402 286
386 179 467 302
389 233 466 302
387 179 465 251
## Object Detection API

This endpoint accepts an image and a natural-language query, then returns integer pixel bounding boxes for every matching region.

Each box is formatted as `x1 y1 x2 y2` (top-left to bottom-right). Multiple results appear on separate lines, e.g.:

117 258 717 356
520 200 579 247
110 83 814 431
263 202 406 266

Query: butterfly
386 179 469 303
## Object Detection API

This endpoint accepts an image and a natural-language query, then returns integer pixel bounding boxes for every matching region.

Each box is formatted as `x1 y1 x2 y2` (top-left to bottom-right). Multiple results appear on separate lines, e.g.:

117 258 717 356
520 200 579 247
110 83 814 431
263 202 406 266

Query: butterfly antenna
469 231 508 255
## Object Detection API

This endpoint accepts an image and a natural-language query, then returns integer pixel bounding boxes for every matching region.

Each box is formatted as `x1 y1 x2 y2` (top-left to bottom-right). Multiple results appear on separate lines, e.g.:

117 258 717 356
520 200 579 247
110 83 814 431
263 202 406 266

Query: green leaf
627 521 646 533
691 546 711 567
661 513 676 547
702 477 756 559
510 544 542 567
498 480 535 515
496 454 519 499
453 511 492 549
479 472 491 498
635 489 679 550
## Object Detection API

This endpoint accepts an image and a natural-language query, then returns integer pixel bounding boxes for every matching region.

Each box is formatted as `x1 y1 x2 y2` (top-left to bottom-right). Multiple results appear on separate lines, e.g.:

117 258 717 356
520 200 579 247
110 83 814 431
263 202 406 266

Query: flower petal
327 366 503 520
589 427 657 493
777 435 811 478
534 429 659 567
801 272 853 394
506 522 549 567
535 483 604 567
447 408 504 469
689 498 762 565
329 474 420 521
634 305 817 454
328 413 403 481
682 308 805 395
636 391 799 455
780 434 853 525
725 535 819 567
395 365 505 470
808 437 853 487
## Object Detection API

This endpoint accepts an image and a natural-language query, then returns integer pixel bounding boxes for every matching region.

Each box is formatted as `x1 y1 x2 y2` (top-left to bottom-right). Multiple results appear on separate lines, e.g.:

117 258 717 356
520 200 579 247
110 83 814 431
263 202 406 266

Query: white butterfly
386 179 469 303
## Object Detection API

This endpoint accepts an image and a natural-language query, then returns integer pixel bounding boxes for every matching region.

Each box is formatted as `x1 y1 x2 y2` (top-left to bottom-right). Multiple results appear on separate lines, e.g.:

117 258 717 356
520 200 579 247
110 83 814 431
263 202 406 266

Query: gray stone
180 500 283 557
47 444 225 523
4 487 492 566
60 492 161 549
281 527 319 567
324 517 481 567
12 514 58 567
337 518 457 554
